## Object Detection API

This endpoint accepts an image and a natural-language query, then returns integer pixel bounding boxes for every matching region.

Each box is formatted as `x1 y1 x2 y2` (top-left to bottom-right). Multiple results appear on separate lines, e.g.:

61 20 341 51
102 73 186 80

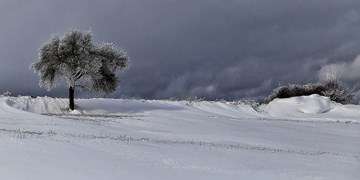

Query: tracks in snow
0 126 357 161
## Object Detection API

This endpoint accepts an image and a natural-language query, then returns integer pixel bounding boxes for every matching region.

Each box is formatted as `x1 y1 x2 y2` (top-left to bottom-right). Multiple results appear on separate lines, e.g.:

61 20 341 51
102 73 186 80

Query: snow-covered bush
183 96 206 106
321 81 353 104
2 91 13 96
264 81 353 104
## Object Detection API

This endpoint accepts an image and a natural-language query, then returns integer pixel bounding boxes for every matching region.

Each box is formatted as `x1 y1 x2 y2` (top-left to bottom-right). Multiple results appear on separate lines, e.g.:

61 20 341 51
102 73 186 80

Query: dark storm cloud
1 0 360 100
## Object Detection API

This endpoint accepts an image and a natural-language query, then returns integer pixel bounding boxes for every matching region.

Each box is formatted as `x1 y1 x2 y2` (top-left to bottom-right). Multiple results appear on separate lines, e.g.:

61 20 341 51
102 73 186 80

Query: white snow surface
0 95 359 180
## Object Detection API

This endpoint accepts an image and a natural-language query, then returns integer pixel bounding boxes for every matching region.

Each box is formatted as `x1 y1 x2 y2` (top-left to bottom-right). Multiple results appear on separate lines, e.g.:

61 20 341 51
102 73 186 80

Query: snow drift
260 94 360 122
5 94 360 123
263 94 332 115
5 96 260 117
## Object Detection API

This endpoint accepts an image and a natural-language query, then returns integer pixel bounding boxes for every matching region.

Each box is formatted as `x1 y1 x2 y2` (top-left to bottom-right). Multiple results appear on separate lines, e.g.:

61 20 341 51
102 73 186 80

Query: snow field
0 95 358 180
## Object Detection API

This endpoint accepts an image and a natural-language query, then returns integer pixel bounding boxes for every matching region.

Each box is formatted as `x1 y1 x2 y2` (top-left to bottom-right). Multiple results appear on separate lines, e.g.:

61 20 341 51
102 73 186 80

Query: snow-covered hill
0 95 359 180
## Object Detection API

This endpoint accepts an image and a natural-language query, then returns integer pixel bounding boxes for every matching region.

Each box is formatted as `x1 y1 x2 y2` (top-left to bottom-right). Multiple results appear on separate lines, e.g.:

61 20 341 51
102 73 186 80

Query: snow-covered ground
0 95 359 179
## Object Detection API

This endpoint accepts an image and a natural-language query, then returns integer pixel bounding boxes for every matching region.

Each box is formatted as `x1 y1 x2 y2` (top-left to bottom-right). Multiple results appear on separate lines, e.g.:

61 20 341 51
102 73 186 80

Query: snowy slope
0 95 359 180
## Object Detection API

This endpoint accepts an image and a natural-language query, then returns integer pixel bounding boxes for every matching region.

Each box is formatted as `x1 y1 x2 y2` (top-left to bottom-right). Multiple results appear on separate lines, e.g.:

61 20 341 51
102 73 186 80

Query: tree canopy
33 30 128 93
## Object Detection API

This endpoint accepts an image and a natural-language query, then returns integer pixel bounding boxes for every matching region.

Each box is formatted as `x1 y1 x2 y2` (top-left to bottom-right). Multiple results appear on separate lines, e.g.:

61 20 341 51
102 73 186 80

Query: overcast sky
1 0 360 100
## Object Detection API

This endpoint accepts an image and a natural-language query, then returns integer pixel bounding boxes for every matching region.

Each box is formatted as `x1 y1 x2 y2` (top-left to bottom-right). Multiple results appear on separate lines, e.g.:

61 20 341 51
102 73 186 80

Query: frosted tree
318 64 344 83
32 30 128 110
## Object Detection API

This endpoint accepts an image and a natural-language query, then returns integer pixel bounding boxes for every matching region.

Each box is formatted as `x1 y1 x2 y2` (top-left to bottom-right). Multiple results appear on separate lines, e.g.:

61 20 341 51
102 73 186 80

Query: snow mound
264 95 332 116
258 94 360 122
6 96 68 114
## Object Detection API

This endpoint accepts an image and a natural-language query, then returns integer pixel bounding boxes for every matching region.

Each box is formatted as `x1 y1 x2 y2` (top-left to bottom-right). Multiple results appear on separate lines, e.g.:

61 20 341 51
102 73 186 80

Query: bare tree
318 64 344 83
32 30 128 110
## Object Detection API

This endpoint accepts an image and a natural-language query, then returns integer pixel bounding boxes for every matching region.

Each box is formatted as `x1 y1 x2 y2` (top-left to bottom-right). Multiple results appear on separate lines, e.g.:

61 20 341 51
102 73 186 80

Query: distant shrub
2 91 13 97
232 99 262 111
264 81 353 104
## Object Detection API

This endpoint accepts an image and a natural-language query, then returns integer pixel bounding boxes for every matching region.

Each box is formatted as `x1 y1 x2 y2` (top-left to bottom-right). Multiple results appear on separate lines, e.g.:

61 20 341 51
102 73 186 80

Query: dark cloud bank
1 0 360 100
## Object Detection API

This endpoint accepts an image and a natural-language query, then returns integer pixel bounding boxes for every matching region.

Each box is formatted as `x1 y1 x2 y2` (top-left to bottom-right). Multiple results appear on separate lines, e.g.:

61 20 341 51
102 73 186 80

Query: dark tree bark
69 86 75 110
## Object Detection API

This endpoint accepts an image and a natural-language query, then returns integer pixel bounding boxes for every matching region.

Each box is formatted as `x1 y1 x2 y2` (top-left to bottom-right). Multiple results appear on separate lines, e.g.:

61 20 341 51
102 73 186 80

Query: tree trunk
69 86 75 110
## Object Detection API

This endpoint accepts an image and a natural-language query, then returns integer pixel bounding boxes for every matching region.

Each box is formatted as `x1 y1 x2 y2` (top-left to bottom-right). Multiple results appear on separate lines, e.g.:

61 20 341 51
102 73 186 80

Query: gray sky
1 0 360 100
